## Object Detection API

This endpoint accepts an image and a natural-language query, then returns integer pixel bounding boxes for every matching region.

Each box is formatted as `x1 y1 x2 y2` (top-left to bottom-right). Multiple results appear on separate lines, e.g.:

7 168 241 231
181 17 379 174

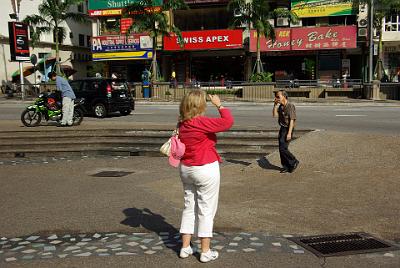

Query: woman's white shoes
200 249 219 263
179 246 193 258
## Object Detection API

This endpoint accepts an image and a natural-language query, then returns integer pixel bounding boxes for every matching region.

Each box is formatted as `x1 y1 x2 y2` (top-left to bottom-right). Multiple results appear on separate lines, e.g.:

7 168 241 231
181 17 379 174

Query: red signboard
250 26 357 52
8 22 30 61
120 18 134 34
164 29 243 51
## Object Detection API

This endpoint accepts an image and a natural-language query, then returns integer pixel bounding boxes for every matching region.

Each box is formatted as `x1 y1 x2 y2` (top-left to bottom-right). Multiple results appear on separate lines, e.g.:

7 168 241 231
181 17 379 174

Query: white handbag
160 129 178 156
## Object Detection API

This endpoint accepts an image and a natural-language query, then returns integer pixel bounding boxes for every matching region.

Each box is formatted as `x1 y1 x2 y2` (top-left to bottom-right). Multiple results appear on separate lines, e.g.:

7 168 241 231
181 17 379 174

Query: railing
1 83 57 99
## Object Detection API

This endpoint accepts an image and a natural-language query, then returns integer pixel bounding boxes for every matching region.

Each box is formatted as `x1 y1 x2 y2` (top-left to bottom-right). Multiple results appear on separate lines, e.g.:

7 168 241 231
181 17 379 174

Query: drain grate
92 171 134 177
288 232 399 257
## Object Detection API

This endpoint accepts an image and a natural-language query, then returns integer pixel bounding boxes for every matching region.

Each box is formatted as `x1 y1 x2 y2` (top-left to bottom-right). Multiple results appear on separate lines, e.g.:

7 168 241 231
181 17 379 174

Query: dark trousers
278 126 298 169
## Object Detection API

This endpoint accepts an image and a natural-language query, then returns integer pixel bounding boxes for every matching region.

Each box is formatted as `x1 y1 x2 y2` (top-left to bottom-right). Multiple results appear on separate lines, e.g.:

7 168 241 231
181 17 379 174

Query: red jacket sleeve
195 108 234 133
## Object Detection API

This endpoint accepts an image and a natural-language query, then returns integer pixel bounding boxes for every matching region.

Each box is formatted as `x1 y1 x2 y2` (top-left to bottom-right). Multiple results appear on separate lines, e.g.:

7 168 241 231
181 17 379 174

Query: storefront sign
88 0 162 10
291 0 356 18
92 51 153 61
91 35 153 53
8 22 30 61
89 6 161 16
163 29 243 51
120 18 134 34
250 26 357 52
184 0 229 3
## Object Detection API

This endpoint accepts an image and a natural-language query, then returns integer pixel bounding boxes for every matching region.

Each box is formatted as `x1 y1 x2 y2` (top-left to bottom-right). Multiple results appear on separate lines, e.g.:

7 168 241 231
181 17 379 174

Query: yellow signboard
291 0 356 18
93 51 153 61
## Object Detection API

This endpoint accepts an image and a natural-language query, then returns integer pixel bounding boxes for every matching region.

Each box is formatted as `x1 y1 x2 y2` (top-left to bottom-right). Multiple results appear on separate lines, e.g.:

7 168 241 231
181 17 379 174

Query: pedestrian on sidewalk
177 90 234 263
273 90 299 173
48 71 76 127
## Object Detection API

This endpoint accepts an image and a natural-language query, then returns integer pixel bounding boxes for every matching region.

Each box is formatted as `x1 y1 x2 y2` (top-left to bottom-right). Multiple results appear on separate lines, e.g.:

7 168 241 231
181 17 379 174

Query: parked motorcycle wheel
21 109 42 127
72 109 84 126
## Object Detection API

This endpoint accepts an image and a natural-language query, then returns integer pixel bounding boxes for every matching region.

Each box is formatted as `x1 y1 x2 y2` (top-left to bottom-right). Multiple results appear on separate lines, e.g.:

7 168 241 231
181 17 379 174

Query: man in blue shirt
48 71 76 126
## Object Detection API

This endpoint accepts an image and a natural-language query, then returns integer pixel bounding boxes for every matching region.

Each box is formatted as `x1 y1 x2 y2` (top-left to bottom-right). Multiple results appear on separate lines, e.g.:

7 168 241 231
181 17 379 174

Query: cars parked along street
69 78 134 118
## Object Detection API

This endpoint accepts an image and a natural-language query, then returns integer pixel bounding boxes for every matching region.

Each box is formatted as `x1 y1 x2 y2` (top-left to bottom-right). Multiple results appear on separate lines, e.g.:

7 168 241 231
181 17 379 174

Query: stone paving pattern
1 231 399 263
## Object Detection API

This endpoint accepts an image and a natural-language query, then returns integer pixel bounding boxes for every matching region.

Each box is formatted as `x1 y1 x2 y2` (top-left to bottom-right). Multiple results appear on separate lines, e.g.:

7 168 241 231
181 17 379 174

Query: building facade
88 0 369 83
381 12 400 81
0 0 92 88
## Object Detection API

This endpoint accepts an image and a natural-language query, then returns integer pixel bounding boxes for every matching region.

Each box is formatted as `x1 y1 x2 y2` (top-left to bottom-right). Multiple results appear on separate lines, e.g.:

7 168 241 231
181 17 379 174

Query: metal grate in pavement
288 232 399 257
92 171 134 177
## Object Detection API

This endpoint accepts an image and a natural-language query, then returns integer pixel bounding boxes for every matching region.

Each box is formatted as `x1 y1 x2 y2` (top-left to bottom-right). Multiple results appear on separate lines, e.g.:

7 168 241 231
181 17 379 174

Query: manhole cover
288 232 399 257
92 171 134 177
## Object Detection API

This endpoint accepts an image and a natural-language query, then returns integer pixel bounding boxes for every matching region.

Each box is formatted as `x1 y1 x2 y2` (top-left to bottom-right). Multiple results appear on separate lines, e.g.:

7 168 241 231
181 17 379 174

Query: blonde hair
179 90 207 121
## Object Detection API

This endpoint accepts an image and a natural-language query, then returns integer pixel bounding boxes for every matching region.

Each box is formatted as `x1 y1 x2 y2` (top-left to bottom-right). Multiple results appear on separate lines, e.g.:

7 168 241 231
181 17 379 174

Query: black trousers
278 126 298 169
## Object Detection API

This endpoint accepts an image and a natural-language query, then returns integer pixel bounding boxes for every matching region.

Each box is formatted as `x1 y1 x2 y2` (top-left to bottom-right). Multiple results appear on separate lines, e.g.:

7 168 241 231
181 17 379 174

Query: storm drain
92 171 134 177
288 232 399 257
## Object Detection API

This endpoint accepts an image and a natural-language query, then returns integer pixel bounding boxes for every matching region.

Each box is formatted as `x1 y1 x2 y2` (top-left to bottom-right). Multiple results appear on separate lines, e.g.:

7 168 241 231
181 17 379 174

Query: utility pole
368 0 374 82
12 0 25 99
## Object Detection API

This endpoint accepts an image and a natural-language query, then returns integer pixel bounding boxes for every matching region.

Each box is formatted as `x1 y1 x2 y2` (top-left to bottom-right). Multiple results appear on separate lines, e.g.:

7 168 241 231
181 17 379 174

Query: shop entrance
190 55 245 83
263 55 317 81
110 61 150 82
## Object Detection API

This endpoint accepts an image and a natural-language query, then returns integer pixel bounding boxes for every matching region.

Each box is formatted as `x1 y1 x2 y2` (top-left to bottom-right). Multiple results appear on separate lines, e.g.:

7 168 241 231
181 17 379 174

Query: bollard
372 80 380 100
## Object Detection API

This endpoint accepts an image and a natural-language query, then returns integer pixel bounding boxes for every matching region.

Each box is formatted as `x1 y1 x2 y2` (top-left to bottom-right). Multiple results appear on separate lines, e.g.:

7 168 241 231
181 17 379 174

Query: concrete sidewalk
0 129 399 267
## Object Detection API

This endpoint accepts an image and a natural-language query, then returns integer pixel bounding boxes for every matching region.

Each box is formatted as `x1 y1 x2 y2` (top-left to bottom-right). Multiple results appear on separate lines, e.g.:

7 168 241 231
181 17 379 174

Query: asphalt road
1 102 400 135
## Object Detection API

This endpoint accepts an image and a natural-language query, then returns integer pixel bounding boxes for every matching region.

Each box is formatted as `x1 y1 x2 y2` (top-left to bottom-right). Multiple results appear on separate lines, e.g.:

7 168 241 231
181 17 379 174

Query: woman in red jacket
177 90 234 263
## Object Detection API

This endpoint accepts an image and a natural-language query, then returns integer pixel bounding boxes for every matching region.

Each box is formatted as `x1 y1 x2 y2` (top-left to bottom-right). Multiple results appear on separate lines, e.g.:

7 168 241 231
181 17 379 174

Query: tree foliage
23 0 89 74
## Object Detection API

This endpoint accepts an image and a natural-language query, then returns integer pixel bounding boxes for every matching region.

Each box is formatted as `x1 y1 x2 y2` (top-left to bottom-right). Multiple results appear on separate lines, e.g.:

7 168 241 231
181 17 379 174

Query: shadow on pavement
257 157 282 171
121 208 180 254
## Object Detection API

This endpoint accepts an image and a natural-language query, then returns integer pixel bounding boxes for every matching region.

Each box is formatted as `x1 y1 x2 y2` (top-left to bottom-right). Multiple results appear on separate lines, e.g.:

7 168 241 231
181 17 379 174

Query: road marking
335 114 367 117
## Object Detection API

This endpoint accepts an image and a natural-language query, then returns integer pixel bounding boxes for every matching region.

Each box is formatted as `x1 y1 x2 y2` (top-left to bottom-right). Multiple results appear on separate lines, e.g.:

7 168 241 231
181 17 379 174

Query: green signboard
89 0 162 10
291 0 356 18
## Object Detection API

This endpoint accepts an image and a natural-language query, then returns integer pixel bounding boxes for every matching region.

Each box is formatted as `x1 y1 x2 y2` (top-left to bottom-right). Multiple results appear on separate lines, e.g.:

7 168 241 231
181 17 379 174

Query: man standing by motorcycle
48 72 76 127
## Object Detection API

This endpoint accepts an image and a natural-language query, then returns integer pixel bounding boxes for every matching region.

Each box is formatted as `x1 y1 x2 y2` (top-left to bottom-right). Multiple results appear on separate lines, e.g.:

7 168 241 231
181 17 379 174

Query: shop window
174 7 229 31
302 18 316 27
329 15 356 26
79 34 85 46
384 13 400 32
87 35 91 48
100 17 121 35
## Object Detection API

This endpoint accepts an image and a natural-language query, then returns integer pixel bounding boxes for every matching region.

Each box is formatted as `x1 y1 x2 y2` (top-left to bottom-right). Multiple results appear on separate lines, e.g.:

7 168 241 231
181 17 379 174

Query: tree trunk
151 36 157 82
55 26 61 74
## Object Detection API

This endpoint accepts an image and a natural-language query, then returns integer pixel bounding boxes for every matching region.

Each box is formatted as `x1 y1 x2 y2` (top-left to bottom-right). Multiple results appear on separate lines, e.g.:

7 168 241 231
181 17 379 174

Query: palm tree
355 0 400 80
23 0 89 74
123 0 187 82
228 0 297 75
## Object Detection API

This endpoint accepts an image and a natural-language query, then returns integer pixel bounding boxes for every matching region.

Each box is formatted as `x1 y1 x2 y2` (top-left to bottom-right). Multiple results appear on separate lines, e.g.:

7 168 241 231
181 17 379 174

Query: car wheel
94 103 107 118
120 109 131 116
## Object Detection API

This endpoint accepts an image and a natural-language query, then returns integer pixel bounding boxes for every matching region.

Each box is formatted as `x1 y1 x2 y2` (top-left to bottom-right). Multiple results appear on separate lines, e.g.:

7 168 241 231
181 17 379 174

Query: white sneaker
179 246 193 258
200 249 219 263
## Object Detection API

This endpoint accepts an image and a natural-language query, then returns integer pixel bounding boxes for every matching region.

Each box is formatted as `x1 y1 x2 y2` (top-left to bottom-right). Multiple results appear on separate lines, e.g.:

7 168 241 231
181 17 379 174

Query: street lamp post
368 0 374 82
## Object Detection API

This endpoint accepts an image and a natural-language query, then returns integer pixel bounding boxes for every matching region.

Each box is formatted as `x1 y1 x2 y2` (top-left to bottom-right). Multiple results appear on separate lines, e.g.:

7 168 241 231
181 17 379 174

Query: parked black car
69 78 134 118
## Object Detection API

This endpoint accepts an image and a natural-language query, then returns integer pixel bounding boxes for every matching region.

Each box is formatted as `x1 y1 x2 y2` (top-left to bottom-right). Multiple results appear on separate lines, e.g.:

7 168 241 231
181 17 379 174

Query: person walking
48 71 76 127
273 90 299 173
177 90 234 263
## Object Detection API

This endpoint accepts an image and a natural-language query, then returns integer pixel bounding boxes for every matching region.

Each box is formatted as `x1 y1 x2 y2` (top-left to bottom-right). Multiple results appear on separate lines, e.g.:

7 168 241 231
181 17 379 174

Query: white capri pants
61 97 74 126
179 161 220 238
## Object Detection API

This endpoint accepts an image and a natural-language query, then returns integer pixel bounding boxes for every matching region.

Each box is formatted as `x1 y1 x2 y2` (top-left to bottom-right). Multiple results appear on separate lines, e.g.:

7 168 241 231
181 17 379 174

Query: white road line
335 115 367 117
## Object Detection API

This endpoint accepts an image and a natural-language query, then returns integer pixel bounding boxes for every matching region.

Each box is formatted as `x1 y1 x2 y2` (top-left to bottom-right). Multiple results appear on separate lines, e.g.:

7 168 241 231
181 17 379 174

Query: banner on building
163 29 243 51
120 18 134 34
291 0 356 18
8 21 30 61
92 51 153 61
250 26 357 52
91 35 153 53
88 0 162 16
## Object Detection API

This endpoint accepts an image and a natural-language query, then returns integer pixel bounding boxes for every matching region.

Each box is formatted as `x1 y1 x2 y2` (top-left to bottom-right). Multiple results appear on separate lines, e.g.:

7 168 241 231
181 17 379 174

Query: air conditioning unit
234 8 243 17
358 28 368 37
291 19 302 27
358 3 368 28
267 19 275 27
140 36 153 49
277 17 289 27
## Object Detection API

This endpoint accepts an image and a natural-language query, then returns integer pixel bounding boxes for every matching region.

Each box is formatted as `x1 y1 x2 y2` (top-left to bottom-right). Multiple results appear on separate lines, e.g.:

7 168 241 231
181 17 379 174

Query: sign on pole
8 21 30 61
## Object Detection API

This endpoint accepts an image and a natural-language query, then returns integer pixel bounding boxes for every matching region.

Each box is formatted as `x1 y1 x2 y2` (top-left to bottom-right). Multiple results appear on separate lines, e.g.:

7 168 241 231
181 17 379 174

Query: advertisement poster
164 29 243 51
291 0 356 18
88 0 162 16
8 22 30 61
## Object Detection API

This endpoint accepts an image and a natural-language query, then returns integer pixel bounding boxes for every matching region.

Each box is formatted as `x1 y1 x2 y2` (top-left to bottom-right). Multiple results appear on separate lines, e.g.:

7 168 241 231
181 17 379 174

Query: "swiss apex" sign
163 29 243 51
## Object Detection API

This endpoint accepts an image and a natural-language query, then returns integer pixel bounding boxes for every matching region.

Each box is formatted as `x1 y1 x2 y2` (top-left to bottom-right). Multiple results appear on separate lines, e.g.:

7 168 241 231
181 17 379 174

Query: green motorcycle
21 92 85 127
